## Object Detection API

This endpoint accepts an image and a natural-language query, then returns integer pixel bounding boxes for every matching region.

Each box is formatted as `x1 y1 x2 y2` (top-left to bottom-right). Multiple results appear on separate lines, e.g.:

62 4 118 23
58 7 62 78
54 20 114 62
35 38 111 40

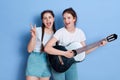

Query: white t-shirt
54 27 86 46
33 27 53 52
53 27 86 61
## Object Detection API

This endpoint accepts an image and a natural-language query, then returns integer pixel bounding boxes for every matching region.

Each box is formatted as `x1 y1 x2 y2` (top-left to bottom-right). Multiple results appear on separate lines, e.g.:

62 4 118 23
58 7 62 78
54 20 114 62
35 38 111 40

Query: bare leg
40 77 50 80
26 76 39 80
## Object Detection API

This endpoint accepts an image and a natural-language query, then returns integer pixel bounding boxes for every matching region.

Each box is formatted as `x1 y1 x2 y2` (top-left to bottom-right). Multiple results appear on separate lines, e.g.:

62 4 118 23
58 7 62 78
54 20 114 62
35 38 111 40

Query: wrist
31 36 36 39
31 37 36 41
72 50 77 56
61 51 66 56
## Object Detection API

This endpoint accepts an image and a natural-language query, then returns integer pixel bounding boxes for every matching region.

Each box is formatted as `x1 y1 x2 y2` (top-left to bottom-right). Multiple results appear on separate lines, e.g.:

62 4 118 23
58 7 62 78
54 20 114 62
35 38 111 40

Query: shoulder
53 27 65 39
56 27 66 33
36 27 42 32
76 27 86 40
76 27 85 33
76 27 84 32
57 27 65 31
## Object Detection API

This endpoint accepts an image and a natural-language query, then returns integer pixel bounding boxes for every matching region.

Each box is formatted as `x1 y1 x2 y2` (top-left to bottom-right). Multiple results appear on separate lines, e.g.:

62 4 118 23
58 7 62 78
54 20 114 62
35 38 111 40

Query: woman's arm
80 41 107 55
44 37 74 58
27 25 36 53
27 37 36 53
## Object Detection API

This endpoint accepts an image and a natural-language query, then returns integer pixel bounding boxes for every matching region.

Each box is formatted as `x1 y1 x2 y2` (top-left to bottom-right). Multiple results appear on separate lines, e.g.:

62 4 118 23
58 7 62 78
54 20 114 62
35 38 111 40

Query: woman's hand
63 50 74 58
30 24 36 38
100 40 107 46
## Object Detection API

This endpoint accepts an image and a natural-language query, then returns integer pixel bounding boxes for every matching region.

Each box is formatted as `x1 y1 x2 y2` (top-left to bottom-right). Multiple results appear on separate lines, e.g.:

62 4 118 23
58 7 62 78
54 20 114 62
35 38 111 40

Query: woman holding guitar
44 8 107 80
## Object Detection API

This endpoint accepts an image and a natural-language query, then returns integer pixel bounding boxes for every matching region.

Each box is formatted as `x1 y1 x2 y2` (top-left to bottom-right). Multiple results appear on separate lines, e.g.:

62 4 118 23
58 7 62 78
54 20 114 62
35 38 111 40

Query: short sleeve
78 28 86 42
53 28 63 41
80 30 86 41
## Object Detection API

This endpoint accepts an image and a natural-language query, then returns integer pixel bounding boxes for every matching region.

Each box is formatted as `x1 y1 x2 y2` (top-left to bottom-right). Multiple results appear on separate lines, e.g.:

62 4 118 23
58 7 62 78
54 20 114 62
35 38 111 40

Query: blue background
0 0 119 80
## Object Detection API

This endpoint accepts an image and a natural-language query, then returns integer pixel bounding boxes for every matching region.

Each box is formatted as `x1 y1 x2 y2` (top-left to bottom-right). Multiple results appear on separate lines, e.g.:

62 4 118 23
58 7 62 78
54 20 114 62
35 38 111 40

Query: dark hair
40 10 56 51
62 7 77 25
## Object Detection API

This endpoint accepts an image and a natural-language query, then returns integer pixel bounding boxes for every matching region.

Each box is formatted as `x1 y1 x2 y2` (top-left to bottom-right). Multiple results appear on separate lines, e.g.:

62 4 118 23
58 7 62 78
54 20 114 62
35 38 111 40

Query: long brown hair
40 10 56 51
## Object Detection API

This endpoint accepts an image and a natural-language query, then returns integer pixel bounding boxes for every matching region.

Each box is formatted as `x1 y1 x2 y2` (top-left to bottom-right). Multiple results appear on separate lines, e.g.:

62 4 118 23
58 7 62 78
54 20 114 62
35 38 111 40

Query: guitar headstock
106 34 118 42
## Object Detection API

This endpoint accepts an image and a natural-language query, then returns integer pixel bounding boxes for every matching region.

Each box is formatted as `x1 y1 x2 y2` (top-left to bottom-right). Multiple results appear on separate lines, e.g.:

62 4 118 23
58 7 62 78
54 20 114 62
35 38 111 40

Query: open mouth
46 22 51 27
65 23 70 26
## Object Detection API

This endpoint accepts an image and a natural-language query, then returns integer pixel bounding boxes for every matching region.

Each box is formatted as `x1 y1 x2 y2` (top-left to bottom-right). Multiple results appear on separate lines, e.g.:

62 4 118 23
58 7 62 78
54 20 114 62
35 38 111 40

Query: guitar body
48 42 85 73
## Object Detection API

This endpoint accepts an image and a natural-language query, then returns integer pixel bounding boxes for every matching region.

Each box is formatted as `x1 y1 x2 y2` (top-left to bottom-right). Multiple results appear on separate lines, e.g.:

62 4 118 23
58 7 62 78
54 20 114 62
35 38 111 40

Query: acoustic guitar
48 34 117 73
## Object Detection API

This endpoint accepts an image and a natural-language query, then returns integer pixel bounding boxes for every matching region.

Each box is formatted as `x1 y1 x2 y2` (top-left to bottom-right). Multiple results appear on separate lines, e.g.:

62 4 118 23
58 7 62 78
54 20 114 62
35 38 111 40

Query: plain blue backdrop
0 0 119 80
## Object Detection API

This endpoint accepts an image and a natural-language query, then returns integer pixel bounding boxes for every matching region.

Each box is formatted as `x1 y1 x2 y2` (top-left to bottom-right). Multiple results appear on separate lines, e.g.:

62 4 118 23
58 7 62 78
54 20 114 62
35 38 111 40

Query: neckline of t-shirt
64 27 77 34
44 32 53 36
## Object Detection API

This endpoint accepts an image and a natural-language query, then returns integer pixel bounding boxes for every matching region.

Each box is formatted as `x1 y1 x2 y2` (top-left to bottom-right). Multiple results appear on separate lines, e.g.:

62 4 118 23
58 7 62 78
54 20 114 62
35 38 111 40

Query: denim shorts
51 63 78 80
26 52 51 77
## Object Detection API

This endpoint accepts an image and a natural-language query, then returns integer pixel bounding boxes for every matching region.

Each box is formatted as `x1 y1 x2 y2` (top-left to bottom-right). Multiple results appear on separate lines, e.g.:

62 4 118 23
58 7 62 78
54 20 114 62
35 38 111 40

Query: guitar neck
75 39 106 54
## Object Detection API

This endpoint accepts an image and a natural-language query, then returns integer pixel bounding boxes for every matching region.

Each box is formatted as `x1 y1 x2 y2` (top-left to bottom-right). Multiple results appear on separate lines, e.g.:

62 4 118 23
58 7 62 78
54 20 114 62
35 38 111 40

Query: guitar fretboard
75 39 106 54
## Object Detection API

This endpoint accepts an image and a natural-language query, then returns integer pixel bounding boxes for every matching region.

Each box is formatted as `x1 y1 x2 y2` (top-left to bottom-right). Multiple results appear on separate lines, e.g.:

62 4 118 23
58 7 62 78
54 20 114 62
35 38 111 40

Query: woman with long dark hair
26 10 56 80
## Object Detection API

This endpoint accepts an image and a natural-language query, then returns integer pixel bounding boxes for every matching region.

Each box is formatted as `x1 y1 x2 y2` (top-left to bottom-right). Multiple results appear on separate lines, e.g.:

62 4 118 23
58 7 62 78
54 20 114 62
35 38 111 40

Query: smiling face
63 12 76 28
42 12 54 29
